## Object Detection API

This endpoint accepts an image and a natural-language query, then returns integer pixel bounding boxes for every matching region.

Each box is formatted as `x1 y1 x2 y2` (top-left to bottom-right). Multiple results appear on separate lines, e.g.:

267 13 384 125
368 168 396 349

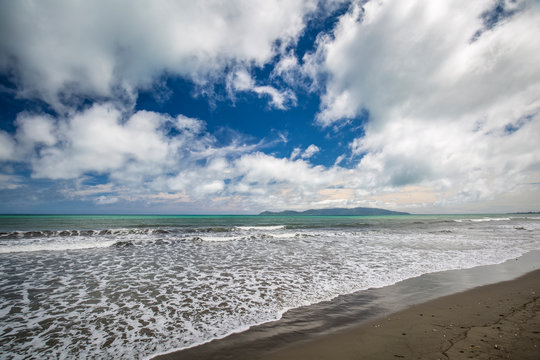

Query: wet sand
153 252 540 360
261 269 540 360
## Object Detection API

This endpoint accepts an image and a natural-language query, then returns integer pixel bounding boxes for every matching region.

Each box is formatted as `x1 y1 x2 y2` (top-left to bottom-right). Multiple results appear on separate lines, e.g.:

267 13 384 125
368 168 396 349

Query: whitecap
0 240 117 253
235 225 286 231
196 235 244 242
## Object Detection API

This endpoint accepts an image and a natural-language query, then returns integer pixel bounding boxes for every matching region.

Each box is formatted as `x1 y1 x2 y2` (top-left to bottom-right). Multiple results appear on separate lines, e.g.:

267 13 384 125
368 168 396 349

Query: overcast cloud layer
0 0 539 213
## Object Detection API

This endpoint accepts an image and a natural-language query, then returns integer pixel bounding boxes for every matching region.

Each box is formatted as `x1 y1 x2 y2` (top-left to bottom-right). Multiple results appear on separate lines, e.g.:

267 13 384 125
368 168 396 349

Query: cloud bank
1 0 539 213
306 0 540 210
0 0 323 110
6 104 351 211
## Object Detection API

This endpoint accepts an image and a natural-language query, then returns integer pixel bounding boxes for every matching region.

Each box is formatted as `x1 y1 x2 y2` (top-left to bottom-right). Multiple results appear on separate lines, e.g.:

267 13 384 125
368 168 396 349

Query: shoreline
152 250 540 360
262 268 540 360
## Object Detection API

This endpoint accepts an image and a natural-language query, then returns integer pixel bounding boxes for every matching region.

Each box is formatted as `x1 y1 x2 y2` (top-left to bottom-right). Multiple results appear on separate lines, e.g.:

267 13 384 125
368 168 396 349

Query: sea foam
1 215 539 359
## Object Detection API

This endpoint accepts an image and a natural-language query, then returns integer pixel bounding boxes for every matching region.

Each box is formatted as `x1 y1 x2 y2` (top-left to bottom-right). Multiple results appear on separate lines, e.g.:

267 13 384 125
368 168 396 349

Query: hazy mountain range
259 207 409 216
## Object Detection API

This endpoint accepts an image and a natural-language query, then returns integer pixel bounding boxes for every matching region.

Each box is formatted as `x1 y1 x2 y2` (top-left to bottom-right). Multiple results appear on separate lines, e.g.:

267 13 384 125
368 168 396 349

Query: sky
0 0 539 214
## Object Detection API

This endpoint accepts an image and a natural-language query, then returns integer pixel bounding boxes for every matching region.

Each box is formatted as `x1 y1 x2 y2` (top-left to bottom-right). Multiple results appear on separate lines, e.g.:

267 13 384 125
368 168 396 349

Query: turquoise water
1 213 539 358
0 213 520 231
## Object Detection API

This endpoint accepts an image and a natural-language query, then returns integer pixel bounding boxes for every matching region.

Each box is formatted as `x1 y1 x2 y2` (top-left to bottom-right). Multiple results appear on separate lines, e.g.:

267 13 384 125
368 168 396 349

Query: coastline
262 268 540 360
152 250 540 360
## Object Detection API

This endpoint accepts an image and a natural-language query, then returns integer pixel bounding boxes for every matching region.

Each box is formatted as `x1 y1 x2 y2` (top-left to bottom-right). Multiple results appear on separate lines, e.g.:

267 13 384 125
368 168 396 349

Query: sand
154 268 540 360
261 269 540 360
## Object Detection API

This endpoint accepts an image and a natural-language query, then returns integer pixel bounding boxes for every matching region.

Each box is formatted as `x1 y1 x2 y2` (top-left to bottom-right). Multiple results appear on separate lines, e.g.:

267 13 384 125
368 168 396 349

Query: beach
1 214 539 358
154 252 540 360
261 269 540 360
3 1 540 358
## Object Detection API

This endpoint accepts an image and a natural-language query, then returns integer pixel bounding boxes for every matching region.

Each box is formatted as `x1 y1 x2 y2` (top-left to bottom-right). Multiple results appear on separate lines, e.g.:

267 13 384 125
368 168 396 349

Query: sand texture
261 269 540 360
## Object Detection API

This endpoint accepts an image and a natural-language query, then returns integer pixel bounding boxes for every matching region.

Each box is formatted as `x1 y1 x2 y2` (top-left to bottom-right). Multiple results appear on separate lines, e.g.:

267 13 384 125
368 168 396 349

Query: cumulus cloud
4 99 537 212
0 0 319 110
301 0 540 206
290 147 302 160
236 152 328 185
95 196 119 205
0 131 16 161
352 114 540 199
1 0 539 213
17 106 176 179
8 104 233 192
272 51 304 87
2 105 353 210
227 69 297 109
228 152 350 210
311 0 540 126
290 144 320 160
301 144 320 159
14 114 57 155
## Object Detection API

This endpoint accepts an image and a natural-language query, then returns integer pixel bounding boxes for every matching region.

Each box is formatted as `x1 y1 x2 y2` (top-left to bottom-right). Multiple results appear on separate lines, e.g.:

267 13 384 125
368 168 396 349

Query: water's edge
151 250 540 360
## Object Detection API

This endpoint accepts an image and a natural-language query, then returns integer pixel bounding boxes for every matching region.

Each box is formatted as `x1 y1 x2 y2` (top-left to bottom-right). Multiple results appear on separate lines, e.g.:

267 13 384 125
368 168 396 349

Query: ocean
1 214 539 359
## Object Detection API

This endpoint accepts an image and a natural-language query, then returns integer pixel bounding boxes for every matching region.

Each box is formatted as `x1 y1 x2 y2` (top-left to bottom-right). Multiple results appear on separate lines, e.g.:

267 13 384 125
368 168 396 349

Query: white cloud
9 104 220 183
228 69 297 109
0 131 16 161
228 152 349 210
197 181 225 196
290 147 302 160
353 114 540 197
334 154 346 166
290 144 320 160
301 144 320 159
0 0 319 110
254 86 297 110
236 152 328 185
31 106 172 179
2 0 539 213
0 174 23 190
2 104 346 209
15 114 57 155
300 0 540 207
273 51 303 86
4 100 538 212
310 0 540 126
163 150 345 208
95 196 119 205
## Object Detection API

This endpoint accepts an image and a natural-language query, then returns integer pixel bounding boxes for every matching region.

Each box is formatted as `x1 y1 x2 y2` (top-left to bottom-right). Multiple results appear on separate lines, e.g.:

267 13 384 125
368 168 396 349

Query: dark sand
261 269 540 360
153 253 540 360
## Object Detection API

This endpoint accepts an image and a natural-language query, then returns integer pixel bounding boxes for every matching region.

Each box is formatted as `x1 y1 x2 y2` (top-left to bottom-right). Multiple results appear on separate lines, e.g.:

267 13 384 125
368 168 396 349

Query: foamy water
1 214 539 359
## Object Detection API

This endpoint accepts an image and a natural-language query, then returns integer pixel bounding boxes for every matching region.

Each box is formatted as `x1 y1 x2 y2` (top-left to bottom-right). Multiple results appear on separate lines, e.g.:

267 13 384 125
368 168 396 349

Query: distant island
509 211 540 214
259 207 409 216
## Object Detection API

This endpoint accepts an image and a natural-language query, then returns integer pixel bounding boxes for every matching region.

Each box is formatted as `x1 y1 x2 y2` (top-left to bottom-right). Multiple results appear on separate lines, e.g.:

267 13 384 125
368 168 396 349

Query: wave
194 235 244 242
283 223 372 230
197 227 232 233
0 226 244 240
0 228 176 239
235 225 286 231
0 240 118 253
273 232 306 239
454 217 511 223
6 218 484 240
112 240 135 248
0 237 184 253
0 230 308 253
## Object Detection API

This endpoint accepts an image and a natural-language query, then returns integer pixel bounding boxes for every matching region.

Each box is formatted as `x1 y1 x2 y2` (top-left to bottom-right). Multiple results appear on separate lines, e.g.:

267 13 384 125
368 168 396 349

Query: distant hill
259 207 409 216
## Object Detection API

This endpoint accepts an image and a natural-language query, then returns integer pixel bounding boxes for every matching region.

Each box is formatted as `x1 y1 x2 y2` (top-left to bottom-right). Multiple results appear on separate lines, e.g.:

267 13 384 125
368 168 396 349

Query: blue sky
0 0 539 214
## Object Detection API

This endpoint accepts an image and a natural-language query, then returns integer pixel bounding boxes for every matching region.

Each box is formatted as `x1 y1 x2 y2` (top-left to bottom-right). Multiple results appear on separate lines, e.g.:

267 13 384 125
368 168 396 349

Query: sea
1 214 539 359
